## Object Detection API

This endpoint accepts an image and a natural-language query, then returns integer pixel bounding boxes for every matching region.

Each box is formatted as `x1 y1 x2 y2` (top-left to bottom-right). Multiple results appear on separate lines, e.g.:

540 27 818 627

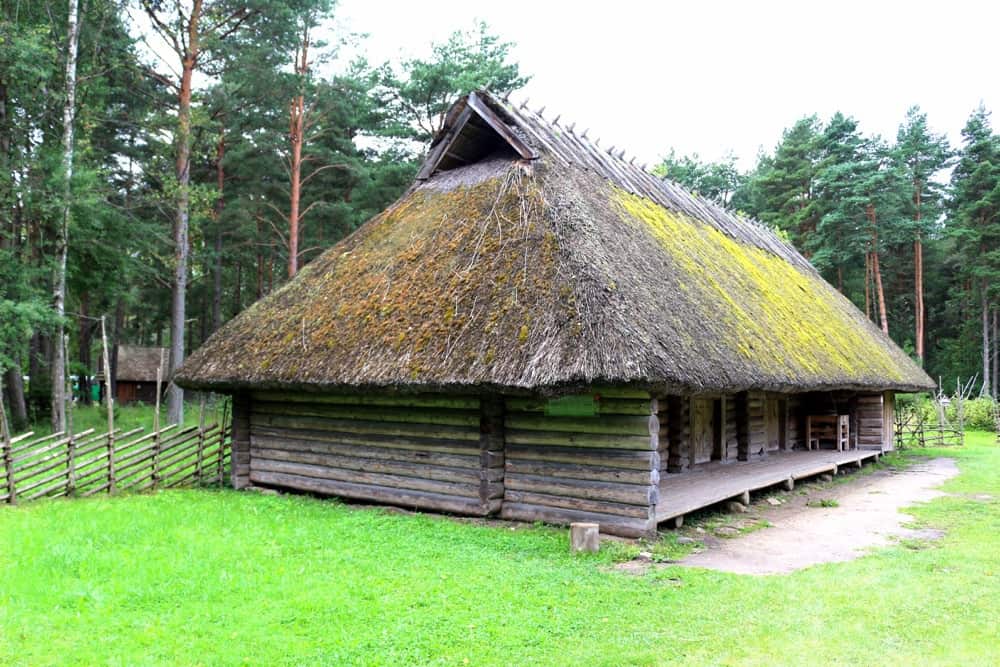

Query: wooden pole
153 348 164 489
218 397 229 484
197 394 206 482
1 391 15 503
101 316 115 493
64 333 77 494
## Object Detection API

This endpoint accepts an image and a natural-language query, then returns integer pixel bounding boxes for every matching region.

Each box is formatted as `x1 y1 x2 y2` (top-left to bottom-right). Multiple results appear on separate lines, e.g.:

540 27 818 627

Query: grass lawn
0 433 997 665
12 401 221 439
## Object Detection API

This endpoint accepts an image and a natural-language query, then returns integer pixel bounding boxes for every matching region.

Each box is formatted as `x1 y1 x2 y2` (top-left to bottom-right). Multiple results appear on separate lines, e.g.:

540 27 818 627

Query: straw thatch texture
176 93 932 395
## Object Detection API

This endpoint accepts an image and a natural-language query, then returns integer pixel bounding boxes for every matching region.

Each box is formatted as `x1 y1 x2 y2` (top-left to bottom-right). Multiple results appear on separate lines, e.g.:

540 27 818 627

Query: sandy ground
677 457 959 575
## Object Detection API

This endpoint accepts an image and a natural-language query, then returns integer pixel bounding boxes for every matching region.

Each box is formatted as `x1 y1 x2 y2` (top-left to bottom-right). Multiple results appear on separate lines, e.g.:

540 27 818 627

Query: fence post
101 316 116 494
196 395 206 483
1 394 15 504
152 349 164 490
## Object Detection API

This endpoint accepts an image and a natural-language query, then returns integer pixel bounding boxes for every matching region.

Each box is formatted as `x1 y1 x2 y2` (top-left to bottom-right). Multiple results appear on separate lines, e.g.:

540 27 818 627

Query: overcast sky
334 0 998 168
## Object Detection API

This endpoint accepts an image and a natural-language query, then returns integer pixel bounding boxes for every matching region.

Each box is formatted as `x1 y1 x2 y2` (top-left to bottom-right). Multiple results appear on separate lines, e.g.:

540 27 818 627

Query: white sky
334 0 999 168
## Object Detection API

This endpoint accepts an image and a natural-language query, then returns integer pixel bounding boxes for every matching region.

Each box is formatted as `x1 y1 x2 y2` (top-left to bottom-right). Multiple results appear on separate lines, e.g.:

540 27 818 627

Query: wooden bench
806 415 850 451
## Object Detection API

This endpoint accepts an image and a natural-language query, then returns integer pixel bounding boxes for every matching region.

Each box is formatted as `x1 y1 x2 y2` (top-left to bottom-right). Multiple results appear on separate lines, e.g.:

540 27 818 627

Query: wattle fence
1 420 231 504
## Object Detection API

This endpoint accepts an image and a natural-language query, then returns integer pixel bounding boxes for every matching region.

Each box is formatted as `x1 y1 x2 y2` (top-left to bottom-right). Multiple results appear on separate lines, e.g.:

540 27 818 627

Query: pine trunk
913 182 925 362
864 252 872 321
51 0 81 432
984 283 992 397
288 93 303 278
212 127 225 332
867 204 889 335
287 24 310 279
167 7 202 426
2 362 28 431
915 234 924 362
992 307 998 399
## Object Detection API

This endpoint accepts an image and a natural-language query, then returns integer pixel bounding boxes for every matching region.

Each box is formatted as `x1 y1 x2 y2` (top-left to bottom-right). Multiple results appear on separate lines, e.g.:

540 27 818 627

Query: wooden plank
251 414 480 442
505 429 653 450
505 459 658 485
250 447 483 486
250 470 494 516
249 435 481 469
506 444 658 470
504 489 652 519
251 391 479 410
250 426 481 455
251 458 485 499
505 413 653 436
252 401 480 427
506 472 656 506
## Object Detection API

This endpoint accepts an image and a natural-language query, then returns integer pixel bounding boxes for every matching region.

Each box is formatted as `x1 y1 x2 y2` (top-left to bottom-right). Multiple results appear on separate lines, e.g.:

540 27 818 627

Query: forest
1 0 998 433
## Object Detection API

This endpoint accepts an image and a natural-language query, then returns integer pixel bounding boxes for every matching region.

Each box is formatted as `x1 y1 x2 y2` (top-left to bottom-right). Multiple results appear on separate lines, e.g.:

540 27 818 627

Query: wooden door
766 398 781 451
690 398 715 465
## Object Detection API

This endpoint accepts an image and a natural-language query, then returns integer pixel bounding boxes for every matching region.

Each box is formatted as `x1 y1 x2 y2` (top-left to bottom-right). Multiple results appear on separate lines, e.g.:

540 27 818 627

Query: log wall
232 393 251 489
500 390 659 538
247 391 499 515
786 394 802 449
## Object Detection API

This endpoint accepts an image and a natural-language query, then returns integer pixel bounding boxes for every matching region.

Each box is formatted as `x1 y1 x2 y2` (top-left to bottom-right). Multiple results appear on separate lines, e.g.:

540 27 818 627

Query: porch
655 448 883 524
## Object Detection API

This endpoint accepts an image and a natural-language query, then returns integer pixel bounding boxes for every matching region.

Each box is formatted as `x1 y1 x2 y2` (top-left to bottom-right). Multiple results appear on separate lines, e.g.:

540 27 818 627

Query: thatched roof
176 91 933 395
116 346 167 382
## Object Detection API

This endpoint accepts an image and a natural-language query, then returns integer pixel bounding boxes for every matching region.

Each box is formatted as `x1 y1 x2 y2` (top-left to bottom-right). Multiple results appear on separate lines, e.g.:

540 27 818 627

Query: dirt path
679 457 959 575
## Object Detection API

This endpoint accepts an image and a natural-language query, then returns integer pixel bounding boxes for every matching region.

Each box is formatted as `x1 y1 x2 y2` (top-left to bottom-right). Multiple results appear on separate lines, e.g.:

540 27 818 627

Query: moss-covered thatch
176 93 932 395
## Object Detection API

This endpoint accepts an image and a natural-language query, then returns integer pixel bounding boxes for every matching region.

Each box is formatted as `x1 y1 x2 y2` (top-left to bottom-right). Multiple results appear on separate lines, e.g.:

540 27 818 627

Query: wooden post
1 393 15 503
736 392 750 461
218 398 229 484
152 349 164 489
230 393 251 489
101 316 116 493
570 522 600 553
196 394 206 483
64 333 76 495
478 396 505 515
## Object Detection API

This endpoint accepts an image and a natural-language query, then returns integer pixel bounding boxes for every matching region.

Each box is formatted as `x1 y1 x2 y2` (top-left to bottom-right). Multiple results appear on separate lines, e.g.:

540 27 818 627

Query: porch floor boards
655 448 882 522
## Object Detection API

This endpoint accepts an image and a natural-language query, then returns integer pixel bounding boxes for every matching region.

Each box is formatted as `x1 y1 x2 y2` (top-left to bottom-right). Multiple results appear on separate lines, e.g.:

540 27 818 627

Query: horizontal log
12 431 94 466
250 447 483 485
251 391 480 410
506 472 656 506
15 466 70 497
506 445 658 470
500 503 654 538
23 475 70 501
253 401 480 427
506 429 654 450
10 431 65 455
250 426 481 456
249 434 482 469
250 470 495 516
589 386 651 399
505 397 653 416
504 490 653 519
251 414 479 443
505 414 655 436
505 459 658 485
251 459 485 499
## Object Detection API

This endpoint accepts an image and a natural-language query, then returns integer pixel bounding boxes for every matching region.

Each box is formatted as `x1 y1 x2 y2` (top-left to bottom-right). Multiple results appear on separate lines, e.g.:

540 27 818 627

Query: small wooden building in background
176 91 933 537
112 345 167 405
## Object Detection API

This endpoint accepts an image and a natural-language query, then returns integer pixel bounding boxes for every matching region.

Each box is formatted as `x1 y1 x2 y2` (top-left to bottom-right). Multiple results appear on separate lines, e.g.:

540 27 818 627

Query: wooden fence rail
0 421 231 505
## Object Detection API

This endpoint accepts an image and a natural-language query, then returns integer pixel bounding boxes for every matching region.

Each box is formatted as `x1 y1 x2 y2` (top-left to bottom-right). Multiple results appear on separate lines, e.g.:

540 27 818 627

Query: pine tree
894 106 951 364
950 105 1000 396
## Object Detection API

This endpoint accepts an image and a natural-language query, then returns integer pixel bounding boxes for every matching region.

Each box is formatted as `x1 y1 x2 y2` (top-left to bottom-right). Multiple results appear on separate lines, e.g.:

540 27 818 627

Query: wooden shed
113 345 167 405
176 91 933 537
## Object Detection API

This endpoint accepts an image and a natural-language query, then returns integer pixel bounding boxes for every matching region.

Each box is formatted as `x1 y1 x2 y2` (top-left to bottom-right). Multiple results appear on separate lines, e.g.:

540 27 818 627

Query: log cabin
175 91 934 537
110 345 167 405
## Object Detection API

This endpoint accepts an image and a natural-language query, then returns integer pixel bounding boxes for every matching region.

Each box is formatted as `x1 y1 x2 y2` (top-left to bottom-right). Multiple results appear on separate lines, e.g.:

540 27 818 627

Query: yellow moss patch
613 188 906 382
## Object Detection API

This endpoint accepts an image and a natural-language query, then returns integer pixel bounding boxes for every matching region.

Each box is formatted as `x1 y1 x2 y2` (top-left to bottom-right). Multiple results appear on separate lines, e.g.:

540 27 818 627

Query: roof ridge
484 90 808 270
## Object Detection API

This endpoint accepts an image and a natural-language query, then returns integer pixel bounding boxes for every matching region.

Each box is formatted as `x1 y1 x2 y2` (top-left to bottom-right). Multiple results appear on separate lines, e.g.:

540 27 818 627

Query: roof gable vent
417 91 538 180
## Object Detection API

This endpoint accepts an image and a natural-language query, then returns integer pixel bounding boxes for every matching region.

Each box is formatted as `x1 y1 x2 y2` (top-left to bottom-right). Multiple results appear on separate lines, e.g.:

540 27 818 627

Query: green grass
1 433 998 666
14 401 219 439
806 498 840 508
